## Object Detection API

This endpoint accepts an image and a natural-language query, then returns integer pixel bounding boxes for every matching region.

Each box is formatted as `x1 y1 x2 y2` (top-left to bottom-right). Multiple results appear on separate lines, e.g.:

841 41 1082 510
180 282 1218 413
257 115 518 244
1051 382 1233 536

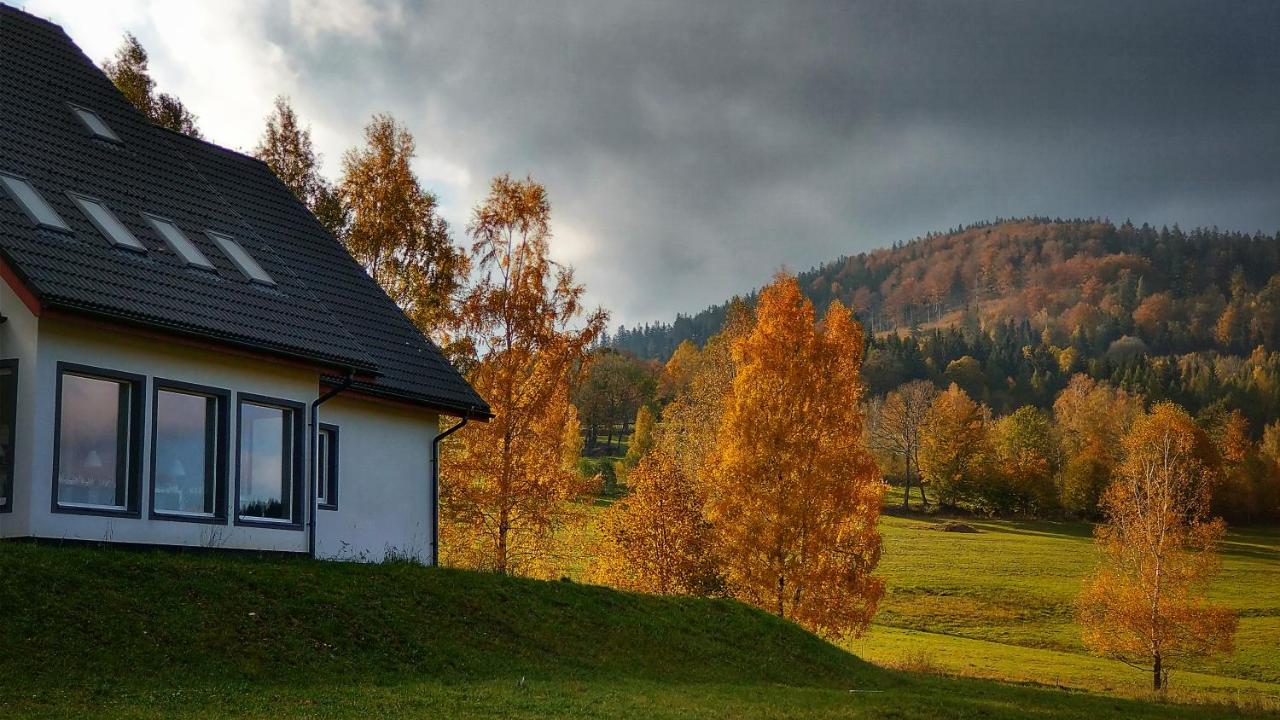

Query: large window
150 380 228 522
0 360 16 513
53 364 143 516
236 395 303 528
317 424 339 510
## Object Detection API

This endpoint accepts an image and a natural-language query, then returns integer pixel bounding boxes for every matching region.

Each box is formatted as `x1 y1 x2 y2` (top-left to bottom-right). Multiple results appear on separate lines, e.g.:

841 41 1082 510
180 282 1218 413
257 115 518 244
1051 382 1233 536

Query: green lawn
2 541 1273 719
848 513 1280 709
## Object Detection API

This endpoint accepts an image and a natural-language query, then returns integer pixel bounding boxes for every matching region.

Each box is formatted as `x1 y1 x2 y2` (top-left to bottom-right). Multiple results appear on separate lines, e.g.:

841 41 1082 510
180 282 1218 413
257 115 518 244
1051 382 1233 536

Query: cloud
22 0 1280 328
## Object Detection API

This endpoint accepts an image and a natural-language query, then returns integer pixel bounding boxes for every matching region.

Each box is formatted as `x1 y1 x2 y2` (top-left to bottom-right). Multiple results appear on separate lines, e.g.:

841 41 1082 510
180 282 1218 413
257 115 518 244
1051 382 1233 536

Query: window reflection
153 389 216 516
239 401 292 522
57 373 130 509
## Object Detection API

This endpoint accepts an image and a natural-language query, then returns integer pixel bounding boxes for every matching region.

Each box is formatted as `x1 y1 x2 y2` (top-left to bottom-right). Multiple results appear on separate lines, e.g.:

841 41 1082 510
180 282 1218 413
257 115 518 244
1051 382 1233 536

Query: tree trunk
901 457 913 510
1153 654 1162 690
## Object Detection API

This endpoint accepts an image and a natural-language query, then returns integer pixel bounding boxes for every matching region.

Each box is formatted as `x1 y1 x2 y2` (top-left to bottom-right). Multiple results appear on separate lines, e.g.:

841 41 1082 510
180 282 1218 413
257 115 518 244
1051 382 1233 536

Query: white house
0 5 491 562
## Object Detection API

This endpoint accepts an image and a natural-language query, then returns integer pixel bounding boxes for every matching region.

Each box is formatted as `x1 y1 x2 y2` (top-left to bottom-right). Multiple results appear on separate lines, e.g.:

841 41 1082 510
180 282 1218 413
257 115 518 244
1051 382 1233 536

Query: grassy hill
0 541 1274 719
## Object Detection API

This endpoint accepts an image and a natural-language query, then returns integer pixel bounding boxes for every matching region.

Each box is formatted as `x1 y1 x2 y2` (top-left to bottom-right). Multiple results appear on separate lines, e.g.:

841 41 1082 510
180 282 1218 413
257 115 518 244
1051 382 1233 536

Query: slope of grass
1 541 1270 719
851 514 1280 708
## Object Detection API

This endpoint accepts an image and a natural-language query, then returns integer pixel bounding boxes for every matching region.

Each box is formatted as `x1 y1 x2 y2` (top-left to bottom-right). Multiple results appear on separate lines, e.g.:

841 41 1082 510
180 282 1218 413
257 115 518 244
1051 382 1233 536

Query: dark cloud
44 0 1280 327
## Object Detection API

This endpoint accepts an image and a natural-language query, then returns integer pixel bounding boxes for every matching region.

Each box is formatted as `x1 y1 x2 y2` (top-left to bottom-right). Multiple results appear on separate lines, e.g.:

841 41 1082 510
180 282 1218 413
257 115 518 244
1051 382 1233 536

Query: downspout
308 371 354 559
430 410 471 567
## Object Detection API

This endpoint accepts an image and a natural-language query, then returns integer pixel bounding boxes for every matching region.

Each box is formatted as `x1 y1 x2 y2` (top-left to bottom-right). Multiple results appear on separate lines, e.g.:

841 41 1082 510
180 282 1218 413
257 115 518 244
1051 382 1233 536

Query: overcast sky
22 0 1280 328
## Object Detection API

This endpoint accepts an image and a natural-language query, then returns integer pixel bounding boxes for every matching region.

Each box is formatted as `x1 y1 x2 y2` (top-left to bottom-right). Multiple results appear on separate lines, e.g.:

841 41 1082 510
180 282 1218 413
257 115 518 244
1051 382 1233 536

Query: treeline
612 218 1280 361
863 323 1280 429
867 376 1280 524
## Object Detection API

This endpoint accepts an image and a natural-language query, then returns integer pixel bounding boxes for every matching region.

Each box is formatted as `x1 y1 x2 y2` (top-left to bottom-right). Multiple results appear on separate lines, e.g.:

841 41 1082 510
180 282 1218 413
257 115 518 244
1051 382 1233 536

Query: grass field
848 513 1280 710
2 540 1275 719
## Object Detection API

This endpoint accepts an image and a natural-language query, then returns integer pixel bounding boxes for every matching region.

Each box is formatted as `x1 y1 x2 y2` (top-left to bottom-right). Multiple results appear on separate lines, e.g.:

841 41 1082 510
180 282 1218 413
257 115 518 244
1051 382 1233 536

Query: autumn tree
571 350 655 451
340 114 467 336
919 383 987 508
1053 375 1143 516
589 447 719 595
984 406 1060 514
621 405 656 471
707 274 884 638
1205 409 1274 523
867 380 936 510
1077 403 1237 690
441 174 607 576
657 340 700 402
101 33 201 137
658 301 754 485
593 302 748 598
255 97 320 203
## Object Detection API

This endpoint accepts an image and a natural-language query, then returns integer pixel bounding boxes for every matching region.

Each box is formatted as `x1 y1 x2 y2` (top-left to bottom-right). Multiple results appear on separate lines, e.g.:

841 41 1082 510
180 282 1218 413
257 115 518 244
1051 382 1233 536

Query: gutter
430 411 471 566
308 371 355 558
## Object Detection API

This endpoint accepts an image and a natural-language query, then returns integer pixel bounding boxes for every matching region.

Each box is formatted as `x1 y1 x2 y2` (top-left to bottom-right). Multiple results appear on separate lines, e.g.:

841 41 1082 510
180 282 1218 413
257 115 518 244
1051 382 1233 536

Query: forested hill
611 218 1280 361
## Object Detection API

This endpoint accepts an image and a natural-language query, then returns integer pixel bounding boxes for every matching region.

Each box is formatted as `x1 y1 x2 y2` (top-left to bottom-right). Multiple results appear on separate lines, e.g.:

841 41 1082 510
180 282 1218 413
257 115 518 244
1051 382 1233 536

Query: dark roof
0 5 489 419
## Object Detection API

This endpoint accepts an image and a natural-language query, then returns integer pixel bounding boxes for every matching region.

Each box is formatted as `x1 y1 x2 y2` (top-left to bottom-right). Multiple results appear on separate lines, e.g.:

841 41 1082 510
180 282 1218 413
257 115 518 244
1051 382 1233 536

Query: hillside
612 218 1280 360
0 541 1267 719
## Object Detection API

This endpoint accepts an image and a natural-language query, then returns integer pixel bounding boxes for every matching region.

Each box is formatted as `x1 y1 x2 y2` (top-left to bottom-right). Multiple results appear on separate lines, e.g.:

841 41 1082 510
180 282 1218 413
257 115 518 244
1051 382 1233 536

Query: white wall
24 317 319 552
0 298 445 560
0 276 38 539
314 395 437 563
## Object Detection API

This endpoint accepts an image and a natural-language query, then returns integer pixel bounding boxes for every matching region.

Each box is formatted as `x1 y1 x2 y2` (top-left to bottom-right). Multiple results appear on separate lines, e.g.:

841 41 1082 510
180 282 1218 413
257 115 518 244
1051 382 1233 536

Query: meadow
850 512 1280 709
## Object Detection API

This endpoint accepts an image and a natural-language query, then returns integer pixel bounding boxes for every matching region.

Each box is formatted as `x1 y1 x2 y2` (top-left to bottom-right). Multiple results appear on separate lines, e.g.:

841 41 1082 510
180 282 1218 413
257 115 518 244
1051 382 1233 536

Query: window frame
67 103 123 144
317 423 339 511
0 359 17 514
51 362 145 518
233 392 305 530
0 171 71 232
148 379 230 525
206 231 276 286
67 192 147 252
143 214 216 270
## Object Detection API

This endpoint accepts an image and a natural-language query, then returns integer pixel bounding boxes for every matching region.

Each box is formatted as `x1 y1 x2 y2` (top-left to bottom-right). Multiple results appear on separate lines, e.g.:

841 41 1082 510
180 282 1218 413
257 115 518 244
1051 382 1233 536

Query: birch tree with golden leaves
658 300 753 485
589 447 720 595
441 174 607 576
340 114 468 336
707 274 884 638
1077 402 1237 690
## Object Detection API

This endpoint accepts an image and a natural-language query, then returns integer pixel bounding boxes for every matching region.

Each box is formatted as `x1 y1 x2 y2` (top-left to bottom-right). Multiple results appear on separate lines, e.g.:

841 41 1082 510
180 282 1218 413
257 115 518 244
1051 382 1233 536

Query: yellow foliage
919 383 987 507
441 174 607 576
1076 403 1237 690
589 448 719 595
707 274 884 639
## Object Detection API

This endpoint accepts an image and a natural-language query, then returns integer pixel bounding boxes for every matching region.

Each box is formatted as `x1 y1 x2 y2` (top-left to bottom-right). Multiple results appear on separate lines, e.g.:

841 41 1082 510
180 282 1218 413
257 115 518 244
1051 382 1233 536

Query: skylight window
69 104 121 143
0 172 70 231
146 216 214 269
208 232 275 285
69 194 146 251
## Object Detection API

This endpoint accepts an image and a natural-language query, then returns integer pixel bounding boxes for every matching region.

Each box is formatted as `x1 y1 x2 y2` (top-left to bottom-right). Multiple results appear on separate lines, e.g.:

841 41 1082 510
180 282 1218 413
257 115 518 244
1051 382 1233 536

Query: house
0 5 491 562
